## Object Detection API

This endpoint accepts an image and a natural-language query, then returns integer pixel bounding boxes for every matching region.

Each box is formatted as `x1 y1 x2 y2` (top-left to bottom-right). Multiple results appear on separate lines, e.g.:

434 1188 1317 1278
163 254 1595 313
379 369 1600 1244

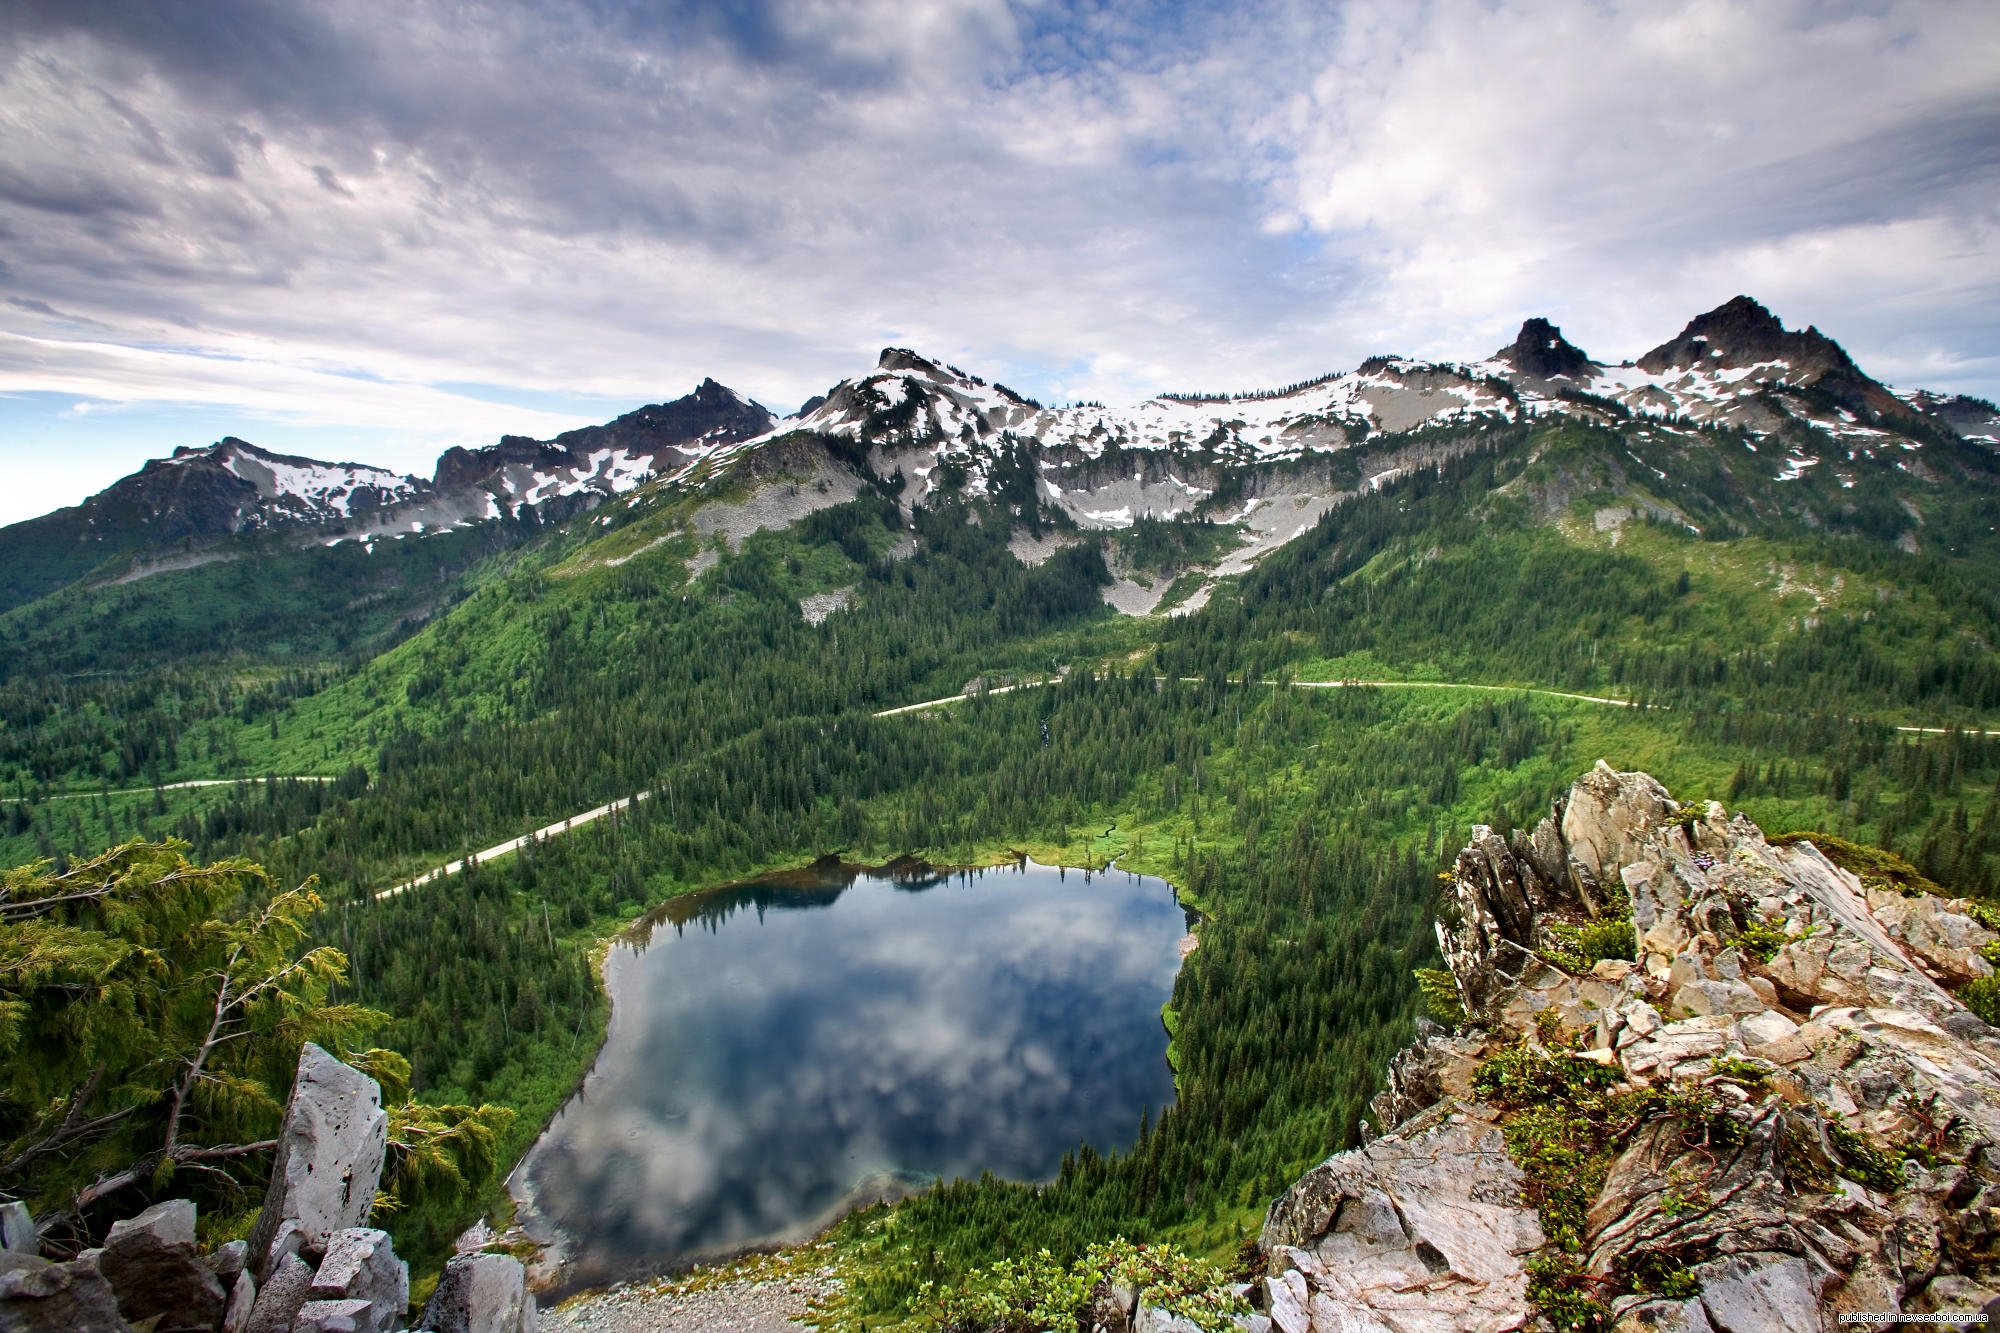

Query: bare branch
0 1067 134 1182
173 1139 277 1162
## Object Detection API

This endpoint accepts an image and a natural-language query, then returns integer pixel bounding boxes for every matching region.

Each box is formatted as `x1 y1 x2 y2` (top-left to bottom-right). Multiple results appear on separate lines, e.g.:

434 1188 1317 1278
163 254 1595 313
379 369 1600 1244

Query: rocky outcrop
1250 761 2000 1330
1261 1113 1545 1329
1497 318 1594 382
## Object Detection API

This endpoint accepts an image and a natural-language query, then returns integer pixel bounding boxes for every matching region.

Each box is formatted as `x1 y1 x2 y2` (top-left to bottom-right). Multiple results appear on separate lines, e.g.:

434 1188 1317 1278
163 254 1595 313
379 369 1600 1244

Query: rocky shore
538 1268 838 1333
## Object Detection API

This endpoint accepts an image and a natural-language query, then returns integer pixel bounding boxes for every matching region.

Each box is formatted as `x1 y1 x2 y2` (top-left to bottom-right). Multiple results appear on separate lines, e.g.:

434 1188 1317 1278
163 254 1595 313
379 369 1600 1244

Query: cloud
1249 0 2000 370
520 865 1183 1284
0 0 1995 517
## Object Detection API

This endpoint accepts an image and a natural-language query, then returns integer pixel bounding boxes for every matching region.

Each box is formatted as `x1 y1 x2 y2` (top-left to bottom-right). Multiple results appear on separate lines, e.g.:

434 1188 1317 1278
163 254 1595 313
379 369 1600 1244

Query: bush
917 1239 1247 1333
1960 976 2000 1027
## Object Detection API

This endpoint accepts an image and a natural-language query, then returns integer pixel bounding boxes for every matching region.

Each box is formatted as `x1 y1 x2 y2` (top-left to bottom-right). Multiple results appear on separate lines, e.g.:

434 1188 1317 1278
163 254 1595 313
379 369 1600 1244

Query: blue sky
1 0 1996 524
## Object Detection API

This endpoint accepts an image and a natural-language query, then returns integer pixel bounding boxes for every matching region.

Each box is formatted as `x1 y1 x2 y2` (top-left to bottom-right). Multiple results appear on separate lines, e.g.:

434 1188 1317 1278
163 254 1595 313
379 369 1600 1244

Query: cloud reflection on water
517 861 1184 1290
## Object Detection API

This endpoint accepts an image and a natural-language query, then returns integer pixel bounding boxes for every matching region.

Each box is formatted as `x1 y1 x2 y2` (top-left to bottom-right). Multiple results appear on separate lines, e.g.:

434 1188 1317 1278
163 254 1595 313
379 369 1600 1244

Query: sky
1 0 1997 524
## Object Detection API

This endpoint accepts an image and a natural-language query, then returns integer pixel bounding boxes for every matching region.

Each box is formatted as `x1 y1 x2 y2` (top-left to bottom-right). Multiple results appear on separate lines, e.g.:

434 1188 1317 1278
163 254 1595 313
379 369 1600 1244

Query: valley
3 297 1998 1329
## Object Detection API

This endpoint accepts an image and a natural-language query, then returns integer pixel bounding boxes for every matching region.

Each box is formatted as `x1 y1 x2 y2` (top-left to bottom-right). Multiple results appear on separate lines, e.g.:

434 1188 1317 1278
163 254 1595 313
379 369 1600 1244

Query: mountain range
6 295 1996 618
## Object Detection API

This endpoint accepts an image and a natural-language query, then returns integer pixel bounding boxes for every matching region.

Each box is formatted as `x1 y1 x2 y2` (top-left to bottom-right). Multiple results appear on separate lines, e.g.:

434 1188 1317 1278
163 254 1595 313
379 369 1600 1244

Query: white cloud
0 0 1995 522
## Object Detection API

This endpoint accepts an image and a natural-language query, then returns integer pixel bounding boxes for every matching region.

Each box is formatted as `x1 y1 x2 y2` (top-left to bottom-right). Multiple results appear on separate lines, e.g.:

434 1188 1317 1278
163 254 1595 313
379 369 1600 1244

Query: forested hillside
4 328 1998 1306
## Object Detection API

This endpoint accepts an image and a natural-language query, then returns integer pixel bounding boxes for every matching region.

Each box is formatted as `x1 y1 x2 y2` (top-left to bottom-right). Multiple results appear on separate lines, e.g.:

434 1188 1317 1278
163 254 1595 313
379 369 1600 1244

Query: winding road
361 675 1989 899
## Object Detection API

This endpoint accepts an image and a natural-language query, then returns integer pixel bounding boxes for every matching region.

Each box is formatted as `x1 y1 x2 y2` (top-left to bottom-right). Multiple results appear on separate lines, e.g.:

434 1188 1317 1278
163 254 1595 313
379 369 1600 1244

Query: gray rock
98 1199 226 1333
221 1269 256 1333
294 1298 373 1332
105 1200 196 1252
0 1205 33 1258
245 1252 314 1333
415 1252 537 1333
0 1250 133 1333
206 1239 250 1284
1261 1117 1541 1329
309 1228 406 1333
1088 1276 1137 1333
262 1219 308 1279
247 1045 388 1276
1693 1254 1820 1333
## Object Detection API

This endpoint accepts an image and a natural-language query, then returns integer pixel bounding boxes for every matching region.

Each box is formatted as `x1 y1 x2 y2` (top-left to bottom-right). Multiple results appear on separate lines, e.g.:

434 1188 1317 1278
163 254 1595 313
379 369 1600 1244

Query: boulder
0 1255 124 1331
309 1228 406 1333
0 1205 33 1258
204 1239 249 1285
246 1044 388 1276
243 1252 313 1333
415 1252 538 1333
0 1250 133 1333
98 1199 227 1333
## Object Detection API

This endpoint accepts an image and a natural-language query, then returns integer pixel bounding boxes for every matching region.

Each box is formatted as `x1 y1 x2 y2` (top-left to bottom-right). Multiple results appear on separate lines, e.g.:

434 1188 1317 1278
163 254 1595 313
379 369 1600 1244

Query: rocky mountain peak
1496 317 1593 380
876 347 942 376
1637 294 1861 381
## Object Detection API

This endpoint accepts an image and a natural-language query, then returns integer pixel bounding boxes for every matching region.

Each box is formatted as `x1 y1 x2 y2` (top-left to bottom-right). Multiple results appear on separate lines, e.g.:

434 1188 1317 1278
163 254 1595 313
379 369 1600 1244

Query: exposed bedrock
1250 760 2000 1330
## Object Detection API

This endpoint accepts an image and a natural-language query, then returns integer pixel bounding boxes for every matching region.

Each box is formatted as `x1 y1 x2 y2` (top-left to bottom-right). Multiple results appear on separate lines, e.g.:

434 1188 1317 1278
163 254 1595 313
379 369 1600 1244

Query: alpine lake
513 856 1191 1296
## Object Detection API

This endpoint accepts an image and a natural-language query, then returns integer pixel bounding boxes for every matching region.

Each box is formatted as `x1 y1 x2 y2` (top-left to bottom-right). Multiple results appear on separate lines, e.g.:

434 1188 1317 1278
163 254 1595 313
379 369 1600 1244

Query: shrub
1961 977 2000 1027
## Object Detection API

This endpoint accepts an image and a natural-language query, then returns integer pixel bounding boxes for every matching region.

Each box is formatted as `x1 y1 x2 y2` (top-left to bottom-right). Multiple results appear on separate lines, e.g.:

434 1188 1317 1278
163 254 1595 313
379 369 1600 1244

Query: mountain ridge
6 295 1997 622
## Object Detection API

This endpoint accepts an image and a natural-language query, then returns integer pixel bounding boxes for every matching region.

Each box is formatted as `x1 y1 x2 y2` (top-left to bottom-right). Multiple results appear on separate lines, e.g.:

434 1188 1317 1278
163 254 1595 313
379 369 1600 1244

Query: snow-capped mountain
6 295 1991 617
143 438 429 533
642 296 1986 532
0 379 775 611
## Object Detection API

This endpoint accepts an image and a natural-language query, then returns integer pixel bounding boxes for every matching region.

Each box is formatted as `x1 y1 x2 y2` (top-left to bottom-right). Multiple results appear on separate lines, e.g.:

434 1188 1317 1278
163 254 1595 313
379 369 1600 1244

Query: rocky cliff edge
1254 761 2000 1332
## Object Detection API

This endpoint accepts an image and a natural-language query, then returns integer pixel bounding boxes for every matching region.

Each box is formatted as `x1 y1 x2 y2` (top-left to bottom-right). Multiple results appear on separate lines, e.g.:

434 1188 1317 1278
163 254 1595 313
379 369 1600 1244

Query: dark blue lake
514 858 1187 1293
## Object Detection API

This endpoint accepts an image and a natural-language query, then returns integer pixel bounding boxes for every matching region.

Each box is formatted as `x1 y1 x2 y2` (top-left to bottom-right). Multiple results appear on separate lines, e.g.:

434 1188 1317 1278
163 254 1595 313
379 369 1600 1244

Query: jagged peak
1637 294 1860 380
876 347 943 377
1495 317 1593 380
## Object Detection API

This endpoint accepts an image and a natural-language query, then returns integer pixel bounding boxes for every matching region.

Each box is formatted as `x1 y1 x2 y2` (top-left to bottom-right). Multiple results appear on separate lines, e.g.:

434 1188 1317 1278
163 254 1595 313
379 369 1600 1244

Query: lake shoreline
514 853 1189 1303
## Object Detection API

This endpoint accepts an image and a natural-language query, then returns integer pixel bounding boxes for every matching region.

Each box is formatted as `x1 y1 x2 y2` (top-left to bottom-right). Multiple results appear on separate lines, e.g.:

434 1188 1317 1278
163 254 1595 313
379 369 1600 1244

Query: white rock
246 1045 388 1270
1264 1273 1310 1333
1623 1001 1664 1037
0 1201 35 1256
415 1252 538 1333
1737 1010 1799 1047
